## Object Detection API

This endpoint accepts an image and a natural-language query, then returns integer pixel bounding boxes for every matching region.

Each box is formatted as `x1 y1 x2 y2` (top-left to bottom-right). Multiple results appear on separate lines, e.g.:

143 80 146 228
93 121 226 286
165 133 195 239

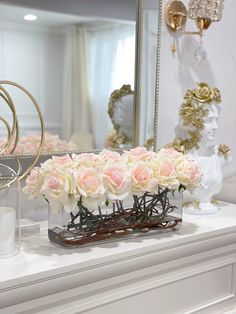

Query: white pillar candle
0 207 16 255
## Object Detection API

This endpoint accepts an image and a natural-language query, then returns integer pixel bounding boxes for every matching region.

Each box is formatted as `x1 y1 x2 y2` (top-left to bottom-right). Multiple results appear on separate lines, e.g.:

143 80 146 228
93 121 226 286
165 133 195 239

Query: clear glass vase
48 188 182 248
0 163 21 258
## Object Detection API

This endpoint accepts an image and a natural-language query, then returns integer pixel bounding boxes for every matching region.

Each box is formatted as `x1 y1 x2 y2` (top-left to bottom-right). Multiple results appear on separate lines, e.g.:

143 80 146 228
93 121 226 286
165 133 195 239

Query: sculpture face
201 105 219 146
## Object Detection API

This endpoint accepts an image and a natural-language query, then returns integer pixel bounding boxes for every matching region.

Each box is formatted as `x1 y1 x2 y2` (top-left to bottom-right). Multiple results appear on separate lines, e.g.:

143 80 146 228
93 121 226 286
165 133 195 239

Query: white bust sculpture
113 93 133 141
173 83 230 214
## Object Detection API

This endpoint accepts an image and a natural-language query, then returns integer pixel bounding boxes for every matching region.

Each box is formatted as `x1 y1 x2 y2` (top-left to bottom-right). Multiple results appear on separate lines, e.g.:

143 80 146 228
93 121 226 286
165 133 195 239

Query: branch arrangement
49 189 181 247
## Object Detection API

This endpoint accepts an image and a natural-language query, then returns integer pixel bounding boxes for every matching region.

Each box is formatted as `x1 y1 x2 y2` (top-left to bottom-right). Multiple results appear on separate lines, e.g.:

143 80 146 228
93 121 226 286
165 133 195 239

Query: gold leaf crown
184 82 221 104
169 82 222 153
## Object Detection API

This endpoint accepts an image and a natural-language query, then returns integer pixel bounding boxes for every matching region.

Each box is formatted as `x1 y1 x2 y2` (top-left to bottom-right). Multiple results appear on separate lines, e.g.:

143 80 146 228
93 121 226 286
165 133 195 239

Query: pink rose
159 160 176 177
41 154 73 170
157 148 185 168
47 176 60 190
131 162 153 194
124 146 154 162
149 157 179 191
103 162 130 200
23 168 44 199
160 148 183 159
99 149 121 161
74 167 105 207
177 160 202 189
72 153 104 168
41 168 76 212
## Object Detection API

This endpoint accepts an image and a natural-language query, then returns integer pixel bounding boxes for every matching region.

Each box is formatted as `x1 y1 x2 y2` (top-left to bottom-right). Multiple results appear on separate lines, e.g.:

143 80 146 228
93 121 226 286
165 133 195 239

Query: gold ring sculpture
0 80 45 189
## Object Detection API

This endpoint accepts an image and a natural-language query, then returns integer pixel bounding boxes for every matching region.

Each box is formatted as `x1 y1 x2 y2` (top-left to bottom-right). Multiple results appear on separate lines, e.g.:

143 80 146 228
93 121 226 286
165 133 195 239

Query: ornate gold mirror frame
0 0 163 175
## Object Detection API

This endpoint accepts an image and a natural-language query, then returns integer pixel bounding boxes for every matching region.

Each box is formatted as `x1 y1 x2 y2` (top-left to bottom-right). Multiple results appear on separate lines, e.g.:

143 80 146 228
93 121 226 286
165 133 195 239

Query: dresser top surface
1 201 236 289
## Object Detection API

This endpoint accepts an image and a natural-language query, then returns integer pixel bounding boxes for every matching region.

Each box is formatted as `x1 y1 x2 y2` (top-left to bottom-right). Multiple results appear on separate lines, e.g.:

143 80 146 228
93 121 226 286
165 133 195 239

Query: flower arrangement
24 147 201 246
0 132 78 155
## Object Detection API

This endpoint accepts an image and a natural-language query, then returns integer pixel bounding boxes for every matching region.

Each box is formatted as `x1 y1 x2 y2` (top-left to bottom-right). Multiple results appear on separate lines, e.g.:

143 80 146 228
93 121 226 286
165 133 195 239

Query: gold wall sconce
164 0 224 54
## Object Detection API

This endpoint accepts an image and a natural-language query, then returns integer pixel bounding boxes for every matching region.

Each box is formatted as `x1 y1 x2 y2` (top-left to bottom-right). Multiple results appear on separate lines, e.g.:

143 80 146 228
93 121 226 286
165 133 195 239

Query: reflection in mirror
107 84 134 149
0 1 136 155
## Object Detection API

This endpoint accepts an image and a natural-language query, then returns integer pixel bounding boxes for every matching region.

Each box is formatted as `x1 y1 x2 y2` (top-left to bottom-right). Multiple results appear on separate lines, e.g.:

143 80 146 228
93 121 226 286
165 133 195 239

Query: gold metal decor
172 82 220 151
169 82 230 158
0 85 19 156
164 0 224 53
165 0 188 32
0 81 45 189
218 144 230 159
165 0 188 52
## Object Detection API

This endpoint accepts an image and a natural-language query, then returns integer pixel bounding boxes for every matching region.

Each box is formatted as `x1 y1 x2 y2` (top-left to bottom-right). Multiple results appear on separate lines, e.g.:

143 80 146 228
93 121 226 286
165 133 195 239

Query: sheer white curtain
87 24 135 148
62 26 91 141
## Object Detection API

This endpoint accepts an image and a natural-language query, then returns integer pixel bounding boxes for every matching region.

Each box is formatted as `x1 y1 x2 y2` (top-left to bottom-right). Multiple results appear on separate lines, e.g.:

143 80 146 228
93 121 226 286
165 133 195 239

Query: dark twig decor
48 188 182 247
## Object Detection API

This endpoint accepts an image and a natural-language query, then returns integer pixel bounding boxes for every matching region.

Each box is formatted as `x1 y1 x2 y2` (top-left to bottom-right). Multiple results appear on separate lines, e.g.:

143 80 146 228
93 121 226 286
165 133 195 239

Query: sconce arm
181 29 202 36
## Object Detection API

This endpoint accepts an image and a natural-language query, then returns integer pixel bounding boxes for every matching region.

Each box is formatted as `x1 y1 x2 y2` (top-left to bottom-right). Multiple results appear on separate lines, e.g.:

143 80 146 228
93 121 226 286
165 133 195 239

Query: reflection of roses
193 83 213 102
0 132 78 155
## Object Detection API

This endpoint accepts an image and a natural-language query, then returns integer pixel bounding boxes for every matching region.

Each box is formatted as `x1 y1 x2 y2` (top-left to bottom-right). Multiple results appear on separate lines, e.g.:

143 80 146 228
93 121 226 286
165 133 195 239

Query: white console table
1 202 236 314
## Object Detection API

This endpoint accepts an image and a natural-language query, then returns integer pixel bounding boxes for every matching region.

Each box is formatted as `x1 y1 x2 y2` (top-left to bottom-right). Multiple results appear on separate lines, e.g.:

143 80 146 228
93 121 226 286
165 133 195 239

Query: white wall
0 22 64 137
158 0 236 177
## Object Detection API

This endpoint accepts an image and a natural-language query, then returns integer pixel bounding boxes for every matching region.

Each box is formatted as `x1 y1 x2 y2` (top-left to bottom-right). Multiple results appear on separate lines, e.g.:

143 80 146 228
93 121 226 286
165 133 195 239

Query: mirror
0 0 165 175
0 0 137 155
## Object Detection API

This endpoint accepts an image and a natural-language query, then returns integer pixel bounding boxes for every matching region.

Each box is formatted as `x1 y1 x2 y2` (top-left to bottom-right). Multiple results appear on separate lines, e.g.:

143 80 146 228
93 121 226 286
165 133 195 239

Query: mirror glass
0 0 136 155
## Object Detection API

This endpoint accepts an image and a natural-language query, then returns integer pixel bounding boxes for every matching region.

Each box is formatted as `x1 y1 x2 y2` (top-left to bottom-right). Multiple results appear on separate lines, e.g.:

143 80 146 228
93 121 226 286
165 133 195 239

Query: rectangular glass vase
48 188 182 248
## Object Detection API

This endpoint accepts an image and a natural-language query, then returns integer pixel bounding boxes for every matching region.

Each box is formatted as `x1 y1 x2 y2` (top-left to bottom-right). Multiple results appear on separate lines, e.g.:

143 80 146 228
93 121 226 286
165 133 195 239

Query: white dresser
1 202 236 314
